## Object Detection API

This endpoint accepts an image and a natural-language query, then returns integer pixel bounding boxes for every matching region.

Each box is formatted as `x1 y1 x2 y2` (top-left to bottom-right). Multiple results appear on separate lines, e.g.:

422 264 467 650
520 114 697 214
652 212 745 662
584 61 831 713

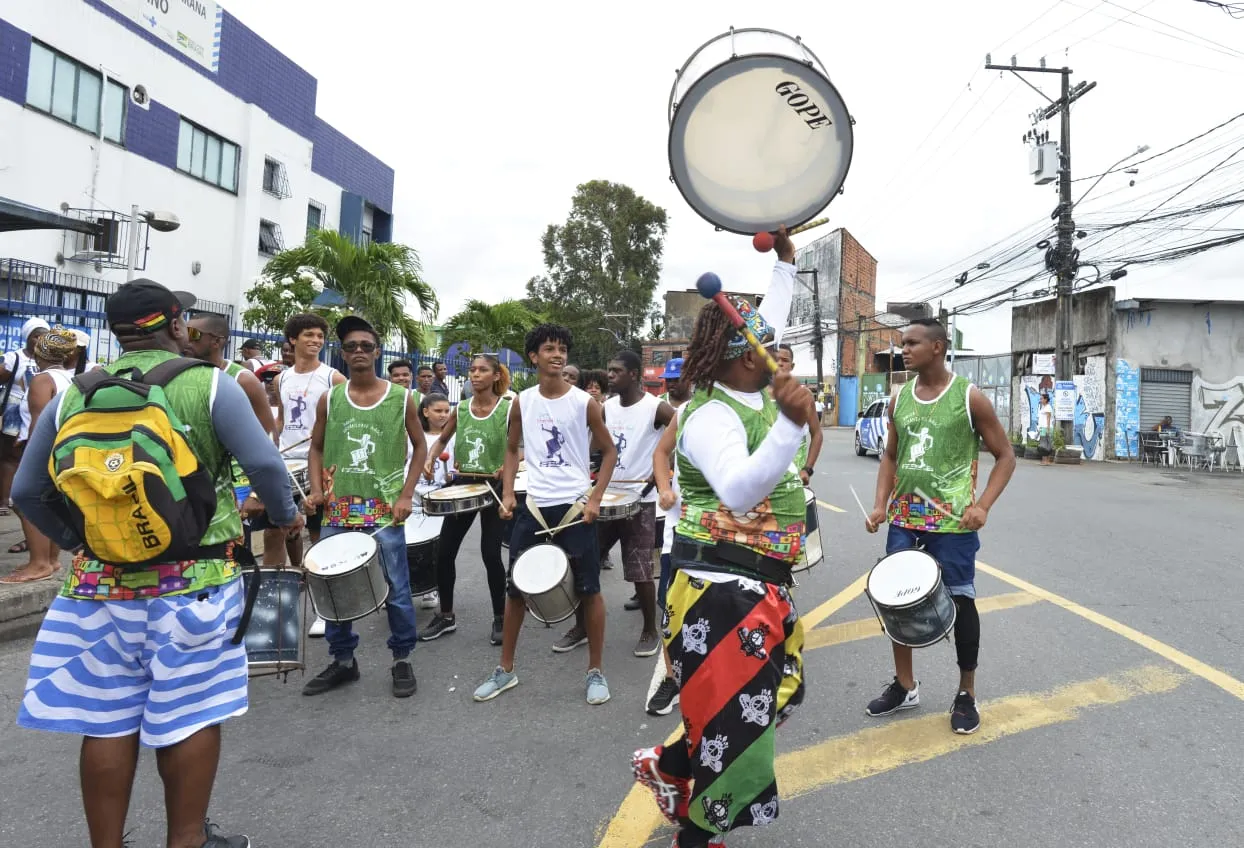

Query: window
262 158 291 198
258 220 284 255
176 119 239 192
360 227 372 248
306 202 323 237
26 42 126 143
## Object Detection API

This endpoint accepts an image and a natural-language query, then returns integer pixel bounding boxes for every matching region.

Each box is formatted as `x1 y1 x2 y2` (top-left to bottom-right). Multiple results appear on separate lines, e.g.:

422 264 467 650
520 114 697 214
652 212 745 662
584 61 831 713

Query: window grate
262 158 292 199
258 220 284 256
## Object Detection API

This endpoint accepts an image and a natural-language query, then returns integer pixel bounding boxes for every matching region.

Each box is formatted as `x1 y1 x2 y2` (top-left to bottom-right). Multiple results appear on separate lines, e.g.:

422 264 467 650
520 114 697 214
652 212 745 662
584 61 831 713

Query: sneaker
489 614 504 646
552 624 587 653
301 659 359 696
601 554 614 570
668 837 725 847
646 677 679 716
473 666 518 702
624 594 641 611
865 677 919 717
634 631 661 658
418 591 440 610
418 614 457 641
950 690 980 734
308 616 326 637
202 818 250 848
631 746 690 823
391 660 417 698
586 667 611 705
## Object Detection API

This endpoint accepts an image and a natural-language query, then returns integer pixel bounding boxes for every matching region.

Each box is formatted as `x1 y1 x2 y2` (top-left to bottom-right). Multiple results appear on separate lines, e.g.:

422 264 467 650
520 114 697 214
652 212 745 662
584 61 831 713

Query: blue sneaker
585 667 611 705
473 666 518 702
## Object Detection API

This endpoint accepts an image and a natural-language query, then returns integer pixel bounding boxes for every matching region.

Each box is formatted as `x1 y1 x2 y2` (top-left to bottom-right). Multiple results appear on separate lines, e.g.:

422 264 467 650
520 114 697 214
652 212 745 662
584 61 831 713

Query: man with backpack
11 279 303 848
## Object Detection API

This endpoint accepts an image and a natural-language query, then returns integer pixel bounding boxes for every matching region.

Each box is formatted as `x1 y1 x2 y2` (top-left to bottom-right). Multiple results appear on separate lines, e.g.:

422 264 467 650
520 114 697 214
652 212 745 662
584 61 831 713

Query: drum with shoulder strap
865 548 956 648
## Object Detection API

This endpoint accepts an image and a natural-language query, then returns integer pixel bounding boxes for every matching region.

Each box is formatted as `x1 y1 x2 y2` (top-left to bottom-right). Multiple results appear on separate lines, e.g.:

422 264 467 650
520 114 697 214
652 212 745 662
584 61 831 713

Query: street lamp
794 268 824 397
125 205 181 282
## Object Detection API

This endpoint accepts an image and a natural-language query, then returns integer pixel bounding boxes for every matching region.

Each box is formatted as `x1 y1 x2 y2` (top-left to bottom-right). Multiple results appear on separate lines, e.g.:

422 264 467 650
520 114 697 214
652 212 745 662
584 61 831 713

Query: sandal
7 540 27 554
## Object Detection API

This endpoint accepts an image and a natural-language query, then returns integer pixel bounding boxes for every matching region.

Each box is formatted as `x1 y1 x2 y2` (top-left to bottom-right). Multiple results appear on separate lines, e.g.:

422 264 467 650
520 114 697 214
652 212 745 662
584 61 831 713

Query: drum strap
524 492 588 538
230 545 262 646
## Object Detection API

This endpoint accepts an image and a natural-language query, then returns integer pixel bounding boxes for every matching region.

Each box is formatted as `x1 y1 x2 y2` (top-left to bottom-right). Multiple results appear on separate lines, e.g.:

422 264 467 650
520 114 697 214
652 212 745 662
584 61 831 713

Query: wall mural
1015 355 1107 460
1192 375 1244 460
1114 359 1141 459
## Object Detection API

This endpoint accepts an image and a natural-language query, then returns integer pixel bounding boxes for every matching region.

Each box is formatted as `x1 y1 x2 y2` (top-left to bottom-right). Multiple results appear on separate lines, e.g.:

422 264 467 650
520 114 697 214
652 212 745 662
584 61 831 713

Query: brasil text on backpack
48 358 223 568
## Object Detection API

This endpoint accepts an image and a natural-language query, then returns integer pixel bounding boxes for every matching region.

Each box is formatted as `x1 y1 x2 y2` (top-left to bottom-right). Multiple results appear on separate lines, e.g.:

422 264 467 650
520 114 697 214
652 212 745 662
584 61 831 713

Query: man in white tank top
473 324 618 706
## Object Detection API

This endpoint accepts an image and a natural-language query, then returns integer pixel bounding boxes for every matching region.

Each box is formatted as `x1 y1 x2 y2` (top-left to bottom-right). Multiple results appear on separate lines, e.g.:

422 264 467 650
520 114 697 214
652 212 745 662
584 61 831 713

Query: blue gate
837 376 859 427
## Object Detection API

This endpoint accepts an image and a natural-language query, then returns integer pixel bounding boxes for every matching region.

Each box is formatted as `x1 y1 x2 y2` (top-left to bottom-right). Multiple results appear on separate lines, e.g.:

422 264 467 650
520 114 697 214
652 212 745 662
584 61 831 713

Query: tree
247 230 438 350
440 299 543 356
526 180 667 364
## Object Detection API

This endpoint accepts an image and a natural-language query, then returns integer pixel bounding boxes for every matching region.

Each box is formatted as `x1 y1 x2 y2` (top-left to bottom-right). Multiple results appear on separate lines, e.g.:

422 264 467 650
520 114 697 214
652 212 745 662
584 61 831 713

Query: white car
854 399 889 457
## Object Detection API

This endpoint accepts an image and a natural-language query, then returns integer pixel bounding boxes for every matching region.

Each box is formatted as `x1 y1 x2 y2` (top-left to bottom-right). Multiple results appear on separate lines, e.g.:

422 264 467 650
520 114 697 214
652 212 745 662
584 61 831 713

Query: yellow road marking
816 499 846 513
977 561 1244 702
596 665 1185 847
803 591 1040 652
796 571 869 630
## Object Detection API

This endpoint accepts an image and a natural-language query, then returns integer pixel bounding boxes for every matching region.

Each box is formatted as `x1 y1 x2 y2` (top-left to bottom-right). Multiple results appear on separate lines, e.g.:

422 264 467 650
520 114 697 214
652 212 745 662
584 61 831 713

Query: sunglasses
187 327 224 342
342 340 378 353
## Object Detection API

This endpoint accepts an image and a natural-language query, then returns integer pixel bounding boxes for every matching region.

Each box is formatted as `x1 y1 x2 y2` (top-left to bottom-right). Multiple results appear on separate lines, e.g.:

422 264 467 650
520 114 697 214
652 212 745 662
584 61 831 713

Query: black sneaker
418 614 457 641
392 660 417 698
865 677 920 717
552 624 587 653
646 677 680 716
202 818 250 847
950 690 980 734
301 659 360 696
489 614 504 646
624 594 641 612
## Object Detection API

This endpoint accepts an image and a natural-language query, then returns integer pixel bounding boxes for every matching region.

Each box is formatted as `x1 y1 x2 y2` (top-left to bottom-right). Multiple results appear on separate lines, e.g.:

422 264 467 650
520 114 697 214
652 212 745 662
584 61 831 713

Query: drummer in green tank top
863 318 1016 736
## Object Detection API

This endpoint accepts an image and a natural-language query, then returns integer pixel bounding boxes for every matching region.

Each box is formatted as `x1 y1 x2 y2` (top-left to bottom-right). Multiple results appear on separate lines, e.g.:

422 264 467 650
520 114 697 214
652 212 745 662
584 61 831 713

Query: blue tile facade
0 18 30 105
126 100 180 171
312 121 394 214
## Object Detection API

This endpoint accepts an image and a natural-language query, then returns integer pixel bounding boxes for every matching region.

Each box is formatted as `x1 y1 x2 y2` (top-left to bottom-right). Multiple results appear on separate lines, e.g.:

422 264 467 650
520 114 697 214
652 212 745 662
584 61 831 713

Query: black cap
241 338 263 350
336 315 379 343
105 279 196 334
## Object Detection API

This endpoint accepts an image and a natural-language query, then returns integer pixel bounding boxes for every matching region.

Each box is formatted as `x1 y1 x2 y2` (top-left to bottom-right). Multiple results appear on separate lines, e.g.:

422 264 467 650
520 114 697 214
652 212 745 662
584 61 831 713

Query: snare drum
304 532 389 623
241 568 304 675
668 28 853 234
501 471 527 550
865 549 957 648
511 543 578 625
405 514 442 598
597 488 641 521
793 488 823 573
422 482 495 516
285 459 310 497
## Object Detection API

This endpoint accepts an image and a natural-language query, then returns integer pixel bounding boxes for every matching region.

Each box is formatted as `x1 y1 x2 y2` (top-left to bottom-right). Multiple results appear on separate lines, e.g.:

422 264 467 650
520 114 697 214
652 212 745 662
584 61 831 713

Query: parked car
854 399 889 457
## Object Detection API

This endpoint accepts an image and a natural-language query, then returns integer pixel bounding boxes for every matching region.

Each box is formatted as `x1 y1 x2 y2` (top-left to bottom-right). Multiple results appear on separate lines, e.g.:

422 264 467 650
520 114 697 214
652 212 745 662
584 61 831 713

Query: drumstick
848 484 870 520
288 468 308 500
280 437 311 455
789 217 829 236
535 519 585 537
695 272 779 374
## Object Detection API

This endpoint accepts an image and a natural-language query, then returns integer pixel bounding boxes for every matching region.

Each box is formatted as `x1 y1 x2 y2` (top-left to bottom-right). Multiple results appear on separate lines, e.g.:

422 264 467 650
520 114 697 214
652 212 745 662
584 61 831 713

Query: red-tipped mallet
695 272 779 374
751 217 831 252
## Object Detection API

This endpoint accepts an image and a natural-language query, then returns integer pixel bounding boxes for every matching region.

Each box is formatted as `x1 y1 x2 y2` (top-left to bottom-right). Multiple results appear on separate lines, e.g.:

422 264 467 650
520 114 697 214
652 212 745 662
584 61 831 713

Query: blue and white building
0 0 394 356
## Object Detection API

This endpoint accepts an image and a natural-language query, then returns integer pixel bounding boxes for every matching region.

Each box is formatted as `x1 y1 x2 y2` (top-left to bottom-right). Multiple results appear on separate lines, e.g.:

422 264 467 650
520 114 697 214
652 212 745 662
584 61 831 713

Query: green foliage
1054 427 1067 450
1010 430 1023 445
441 299 543 357
508 369 540 394
525 180 668 365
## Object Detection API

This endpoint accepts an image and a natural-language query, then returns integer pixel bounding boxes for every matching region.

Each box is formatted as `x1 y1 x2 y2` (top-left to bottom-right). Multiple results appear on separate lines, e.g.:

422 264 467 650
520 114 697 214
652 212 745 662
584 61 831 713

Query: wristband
802 466 814 477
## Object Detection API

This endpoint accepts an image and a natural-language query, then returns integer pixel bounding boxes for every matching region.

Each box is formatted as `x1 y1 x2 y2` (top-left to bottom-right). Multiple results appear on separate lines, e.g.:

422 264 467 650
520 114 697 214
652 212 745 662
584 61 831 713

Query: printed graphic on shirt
287 395 309 429
463 434 486 468
538 418 569 467
612 429 628 469
902 425 935 471
342 428 378 474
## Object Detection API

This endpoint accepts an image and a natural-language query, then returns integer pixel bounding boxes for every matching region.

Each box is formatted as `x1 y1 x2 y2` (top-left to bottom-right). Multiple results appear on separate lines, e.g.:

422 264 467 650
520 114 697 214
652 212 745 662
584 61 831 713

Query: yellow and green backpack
49 358 220 568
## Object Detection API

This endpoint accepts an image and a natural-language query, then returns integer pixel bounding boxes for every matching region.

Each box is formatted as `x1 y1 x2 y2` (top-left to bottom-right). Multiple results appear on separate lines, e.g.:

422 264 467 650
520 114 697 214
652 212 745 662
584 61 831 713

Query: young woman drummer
413 393 454 611
418 354 512 645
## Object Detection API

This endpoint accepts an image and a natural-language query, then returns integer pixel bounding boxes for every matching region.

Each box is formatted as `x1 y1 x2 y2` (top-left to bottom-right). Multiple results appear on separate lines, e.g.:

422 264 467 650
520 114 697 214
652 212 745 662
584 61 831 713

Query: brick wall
836 229 881 376
0 18 30 105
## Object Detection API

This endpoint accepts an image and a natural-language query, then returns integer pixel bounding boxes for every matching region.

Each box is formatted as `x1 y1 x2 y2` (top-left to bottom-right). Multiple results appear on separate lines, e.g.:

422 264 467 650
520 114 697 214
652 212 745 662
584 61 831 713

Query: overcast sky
227 0 1244 357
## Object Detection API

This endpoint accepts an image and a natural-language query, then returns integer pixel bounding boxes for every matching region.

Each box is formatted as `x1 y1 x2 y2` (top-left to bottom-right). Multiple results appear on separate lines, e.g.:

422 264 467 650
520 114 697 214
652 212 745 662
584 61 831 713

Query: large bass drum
668 27 853 235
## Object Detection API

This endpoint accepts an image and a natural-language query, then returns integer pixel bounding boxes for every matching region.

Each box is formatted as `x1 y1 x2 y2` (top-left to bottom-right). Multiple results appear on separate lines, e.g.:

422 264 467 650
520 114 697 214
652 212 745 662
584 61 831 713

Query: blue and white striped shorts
17 580 249 748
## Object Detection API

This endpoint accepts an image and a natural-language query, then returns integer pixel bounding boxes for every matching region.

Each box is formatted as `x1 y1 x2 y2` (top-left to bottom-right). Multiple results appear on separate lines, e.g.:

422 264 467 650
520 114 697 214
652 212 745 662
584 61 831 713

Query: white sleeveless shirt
278 363 336 460
520 384 591 507
603 392 663 503
19 368 72 441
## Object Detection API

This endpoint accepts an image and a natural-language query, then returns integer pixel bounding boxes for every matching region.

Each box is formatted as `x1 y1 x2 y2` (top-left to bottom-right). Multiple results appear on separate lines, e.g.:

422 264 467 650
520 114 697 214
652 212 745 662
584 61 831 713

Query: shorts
1 403 20 437
17 580 248 748
251 502 322 533
886 525 979 598
596 501 658 583
506 502 600 598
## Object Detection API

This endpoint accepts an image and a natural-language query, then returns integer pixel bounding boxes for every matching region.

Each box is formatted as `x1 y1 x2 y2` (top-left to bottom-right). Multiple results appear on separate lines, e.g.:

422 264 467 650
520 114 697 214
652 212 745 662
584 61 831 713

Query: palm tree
262 230 437 350
441 299 542 356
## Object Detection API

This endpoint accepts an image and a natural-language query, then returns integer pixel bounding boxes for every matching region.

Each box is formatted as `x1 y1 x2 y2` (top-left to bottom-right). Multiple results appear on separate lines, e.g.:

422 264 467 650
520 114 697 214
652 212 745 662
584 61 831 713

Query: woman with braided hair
1 327 78 583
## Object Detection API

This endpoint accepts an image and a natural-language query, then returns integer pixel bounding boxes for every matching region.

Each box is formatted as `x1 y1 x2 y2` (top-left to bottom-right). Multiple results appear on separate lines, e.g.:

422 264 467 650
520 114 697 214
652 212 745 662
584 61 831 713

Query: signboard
1054 380 1076 421
1033 353 1056 375
99 0 223 74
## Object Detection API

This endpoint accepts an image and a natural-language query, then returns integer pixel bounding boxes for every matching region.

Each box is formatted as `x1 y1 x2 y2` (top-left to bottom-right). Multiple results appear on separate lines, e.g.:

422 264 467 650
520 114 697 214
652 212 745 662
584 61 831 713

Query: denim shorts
886 525 979 598
506 502 601 597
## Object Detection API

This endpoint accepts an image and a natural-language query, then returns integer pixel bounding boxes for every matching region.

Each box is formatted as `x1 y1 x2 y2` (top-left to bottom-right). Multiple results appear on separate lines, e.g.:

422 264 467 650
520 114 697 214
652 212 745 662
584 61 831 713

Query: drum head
669 52 853 234
868 549 940 606
513 471 527 495
429 483 491 500
512 544 570 595
305 532 378 576
601 489 638 506
285 459 308 472
404 514 443 544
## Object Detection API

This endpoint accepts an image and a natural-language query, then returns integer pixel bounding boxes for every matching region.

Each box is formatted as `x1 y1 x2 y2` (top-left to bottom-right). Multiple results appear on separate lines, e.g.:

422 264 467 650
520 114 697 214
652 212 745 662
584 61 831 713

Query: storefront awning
0 197 101 235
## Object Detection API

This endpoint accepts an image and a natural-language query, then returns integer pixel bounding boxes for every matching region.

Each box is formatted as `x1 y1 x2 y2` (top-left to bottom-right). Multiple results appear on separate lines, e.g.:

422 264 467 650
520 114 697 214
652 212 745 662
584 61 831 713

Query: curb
0 580 58 644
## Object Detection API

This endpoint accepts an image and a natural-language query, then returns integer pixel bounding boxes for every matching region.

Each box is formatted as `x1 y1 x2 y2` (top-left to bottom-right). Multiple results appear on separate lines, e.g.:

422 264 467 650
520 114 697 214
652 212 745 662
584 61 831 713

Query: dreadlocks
679 301 735 394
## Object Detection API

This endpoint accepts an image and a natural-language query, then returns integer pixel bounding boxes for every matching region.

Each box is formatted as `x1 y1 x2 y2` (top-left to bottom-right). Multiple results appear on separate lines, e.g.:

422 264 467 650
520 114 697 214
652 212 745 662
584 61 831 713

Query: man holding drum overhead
302 316 427 699
864 318 1015 735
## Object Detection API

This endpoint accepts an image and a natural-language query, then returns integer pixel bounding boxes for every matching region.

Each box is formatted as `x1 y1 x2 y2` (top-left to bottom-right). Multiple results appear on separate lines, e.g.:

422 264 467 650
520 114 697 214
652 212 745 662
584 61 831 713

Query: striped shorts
17 580 249 748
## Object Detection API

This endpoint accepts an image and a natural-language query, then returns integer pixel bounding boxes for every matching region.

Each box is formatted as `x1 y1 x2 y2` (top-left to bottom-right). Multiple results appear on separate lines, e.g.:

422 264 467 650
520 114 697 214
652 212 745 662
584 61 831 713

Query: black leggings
435 502 508 616
953 595 980 671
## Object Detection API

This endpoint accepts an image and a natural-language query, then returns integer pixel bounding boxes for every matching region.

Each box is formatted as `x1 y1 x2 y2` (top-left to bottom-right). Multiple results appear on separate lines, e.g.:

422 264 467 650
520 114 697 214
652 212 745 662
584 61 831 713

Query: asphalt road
1 428 1242 848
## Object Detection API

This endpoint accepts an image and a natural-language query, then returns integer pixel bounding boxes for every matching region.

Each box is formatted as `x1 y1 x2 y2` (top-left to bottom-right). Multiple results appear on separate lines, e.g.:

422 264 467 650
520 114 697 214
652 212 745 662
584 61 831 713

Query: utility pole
856 313 867 415
985 57 1095 445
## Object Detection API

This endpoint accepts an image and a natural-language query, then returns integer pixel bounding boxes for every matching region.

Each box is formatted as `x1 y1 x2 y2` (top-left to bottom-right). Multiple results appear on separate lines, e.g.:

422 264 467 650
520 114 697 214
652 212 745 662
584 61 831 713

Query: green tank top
222 361 250 490
57 349 241 600
322 381 411 527
888 374 979 533
675 387 805 564
454 395 511 475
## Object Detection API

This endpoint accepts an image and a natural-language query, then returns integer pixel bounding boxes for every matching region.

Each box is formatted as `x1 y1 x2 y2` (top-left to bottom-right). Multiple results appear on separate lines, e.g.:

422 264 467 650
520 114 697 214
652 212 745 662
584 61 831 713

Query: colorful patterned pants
658 567 806 844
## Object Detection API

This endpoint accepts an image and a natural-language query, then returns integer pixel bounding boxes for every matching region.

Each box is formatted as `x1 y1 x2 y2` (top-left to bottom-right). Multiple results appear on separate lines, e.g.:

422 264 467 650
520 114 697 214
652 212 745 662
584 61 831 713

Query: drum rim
511 543 571 594
880 596 958 649
667 52 854 236
427 484 492 499
865 550 944 610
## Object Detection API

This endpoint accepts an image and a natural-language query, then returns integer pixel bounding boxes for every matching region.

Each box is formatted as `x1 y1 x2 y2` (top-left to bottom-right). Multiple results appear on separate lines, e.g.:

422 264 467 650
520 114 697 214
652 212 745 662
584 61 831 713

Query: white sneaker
419 591 440 610
308 616 326 637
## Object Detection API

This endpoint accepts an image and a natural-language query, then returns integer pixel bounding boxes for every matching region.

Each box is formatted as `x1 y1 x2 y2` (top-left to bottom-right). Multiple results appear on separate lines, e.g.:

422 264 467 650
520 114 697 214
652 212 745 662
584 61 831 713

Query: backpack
48 357 222 568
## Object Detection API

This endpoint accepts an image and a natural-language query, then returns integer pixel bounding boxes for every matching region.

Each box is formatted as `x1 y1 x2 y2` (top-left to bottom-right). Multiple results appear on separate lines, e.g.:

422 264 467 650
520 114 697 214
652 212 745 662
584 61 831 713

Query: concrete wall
791 229 841 330
1010 286 1115 357
663 289 760 342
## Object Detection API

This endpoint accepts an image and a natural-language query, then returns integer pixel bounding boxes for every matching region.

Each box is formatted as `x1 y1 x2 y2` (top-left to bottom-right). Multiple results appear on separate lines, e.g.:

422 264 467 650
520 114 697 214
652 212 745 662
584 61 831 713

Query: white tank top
520 384 591 507
278 363 336 459
603 393 663 503
19 368 72 441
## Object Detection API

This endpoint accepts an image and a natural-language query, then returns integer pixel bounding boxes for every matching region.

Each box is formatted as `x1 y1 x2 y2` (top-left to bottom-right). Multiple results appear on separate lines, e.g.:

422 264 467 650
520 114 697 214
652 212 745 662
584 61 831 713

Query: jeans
323 524 418 663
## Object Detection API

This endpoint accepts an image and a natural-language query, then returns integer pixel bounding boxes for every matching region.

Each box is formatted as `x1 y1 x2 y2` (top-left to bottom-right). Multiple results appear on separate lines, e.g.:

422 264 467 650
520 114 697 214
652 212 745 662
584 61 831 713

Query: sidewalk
0 512 68 643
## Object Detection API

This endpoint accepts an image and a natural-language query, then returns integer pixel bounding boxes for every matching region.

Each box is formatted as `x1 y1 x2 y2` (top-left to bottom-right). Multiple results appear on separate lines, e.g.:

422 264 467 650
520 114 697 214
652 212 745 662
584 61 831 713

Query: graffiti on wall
1114 359 1140 459
1016 355 1107 460
1192 375 1244 456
